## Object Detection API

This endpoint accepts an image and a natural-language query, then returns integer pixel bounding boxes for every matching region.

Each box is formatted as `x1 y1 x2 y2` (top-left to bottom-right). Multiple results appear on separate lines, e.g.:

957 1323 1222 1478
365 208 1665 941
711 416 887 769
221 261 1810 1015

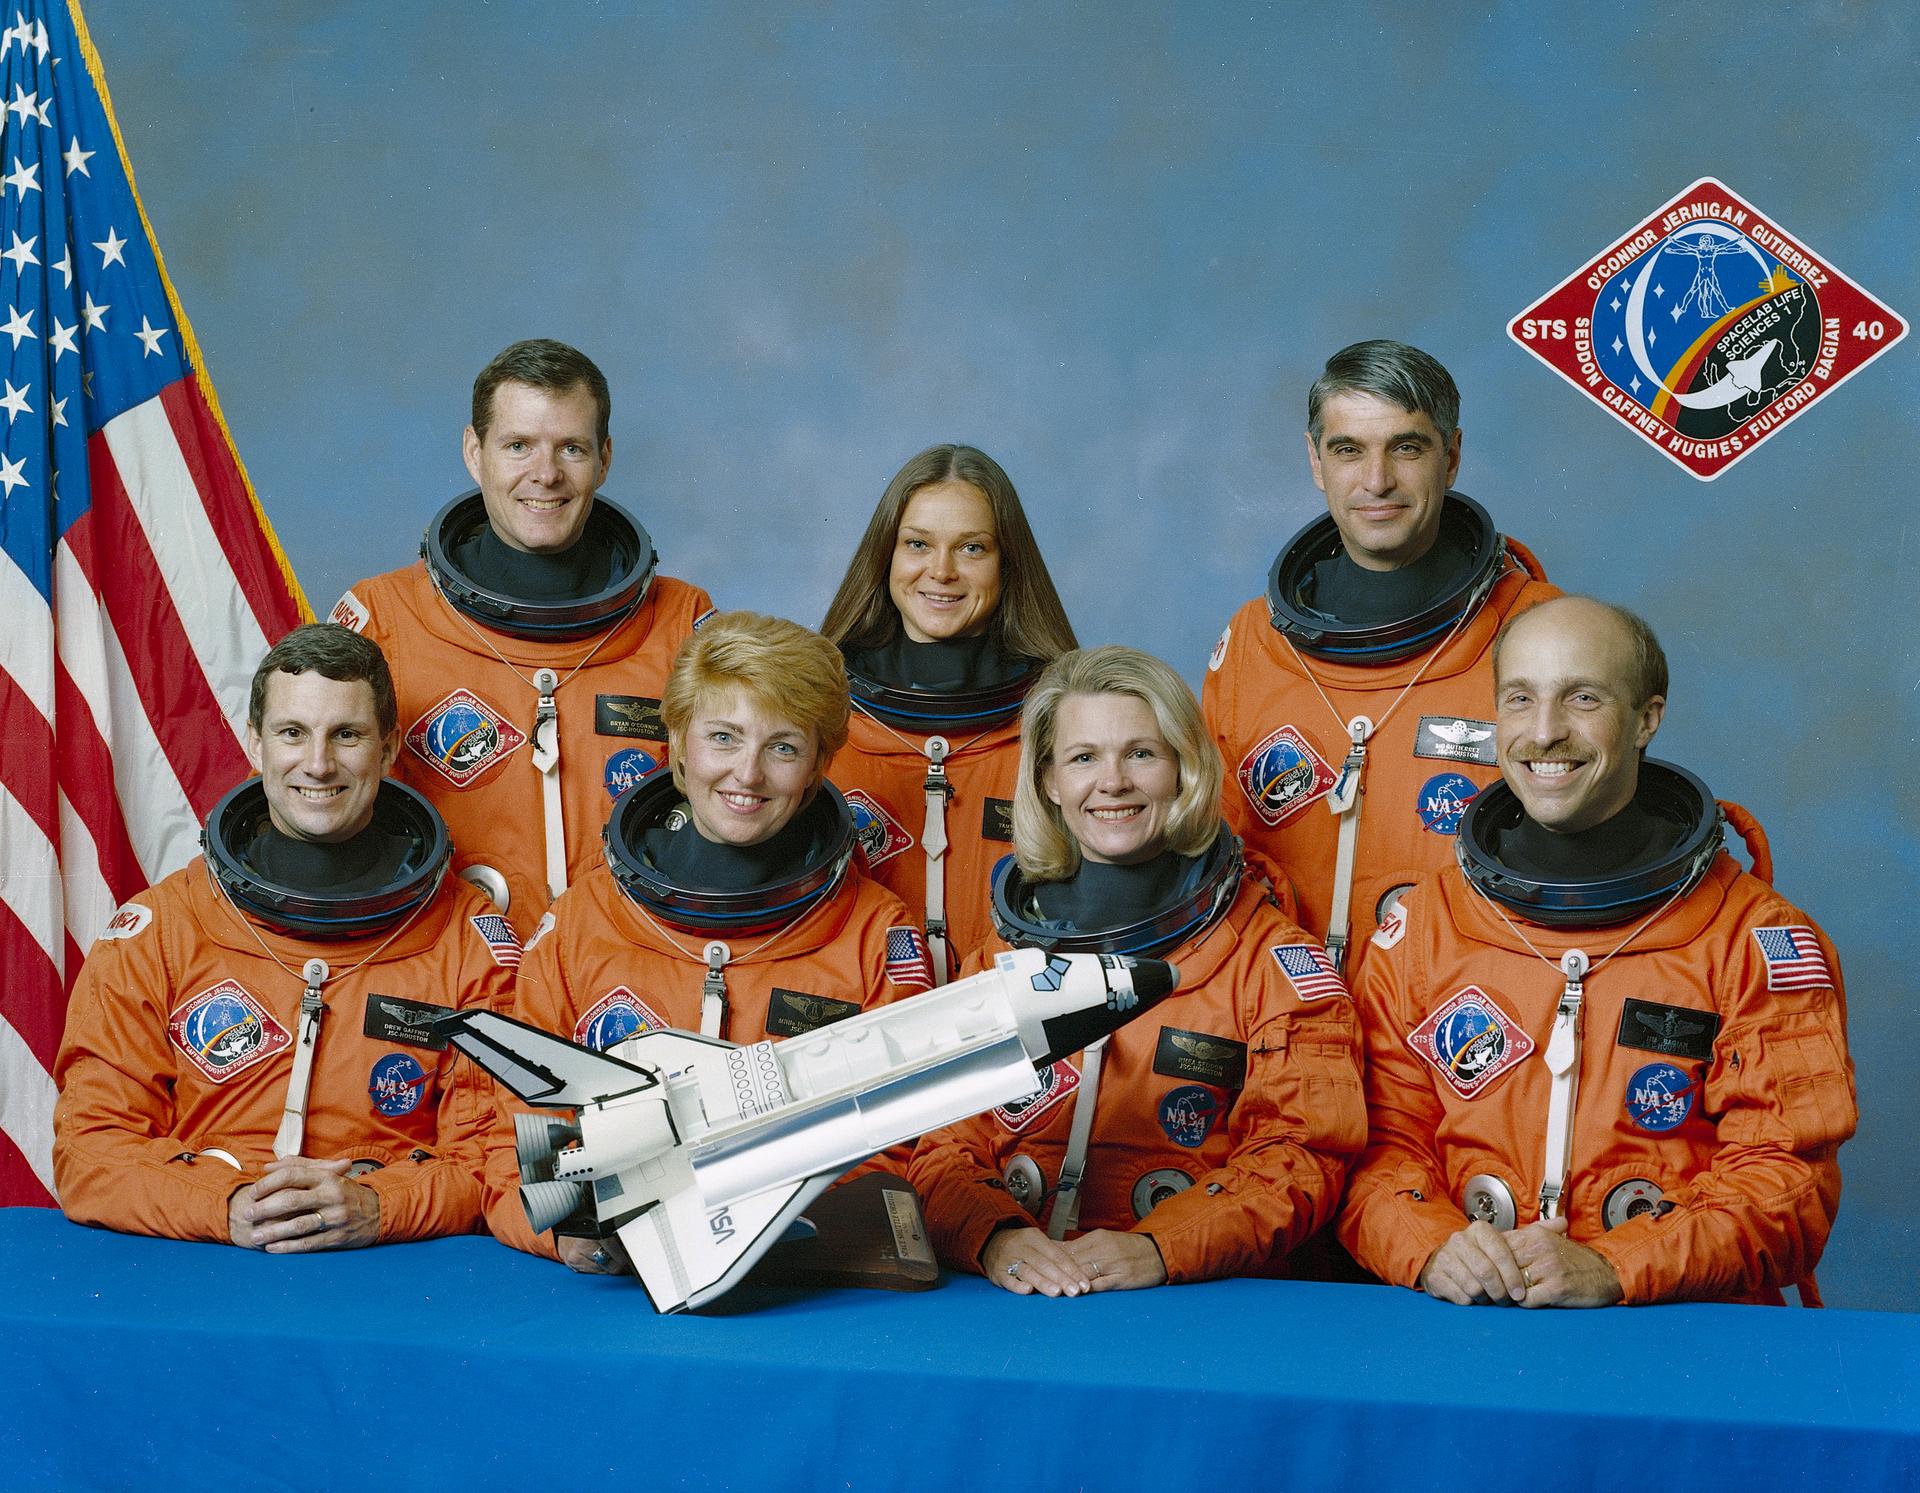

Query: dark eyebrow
494 427 592 444
1321 429 1435 449
1498 675 1618 695
1055 736 1162 755
264 715 374 732
899 525 994 541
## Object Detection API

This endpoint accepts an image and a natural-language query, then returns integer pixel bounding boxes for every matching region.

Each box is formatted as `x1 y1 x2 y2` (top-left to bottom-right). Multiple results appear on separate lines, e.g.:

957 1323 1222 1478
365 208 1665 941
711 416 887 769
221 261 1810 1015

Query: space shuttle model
437 948 1178 1312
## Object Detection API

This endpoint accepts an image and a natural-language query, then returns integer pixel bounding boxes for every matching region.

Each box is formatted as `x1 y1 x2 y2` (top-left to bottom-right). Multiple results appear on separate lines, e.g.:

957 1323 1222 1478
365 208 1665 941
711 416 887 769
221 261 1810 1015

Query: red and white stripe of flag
1 380 304 1205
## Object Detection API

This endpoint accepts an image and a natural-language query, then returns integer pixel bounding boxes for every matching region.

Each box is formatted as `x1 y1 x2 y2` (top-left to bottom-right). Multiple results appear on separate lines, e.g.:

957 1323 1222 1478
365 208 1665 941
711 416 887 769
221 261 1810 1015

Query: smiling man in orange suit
1203 340 1559 972
55 625 512 1250
332 340 714 937
1337 597 1854 1306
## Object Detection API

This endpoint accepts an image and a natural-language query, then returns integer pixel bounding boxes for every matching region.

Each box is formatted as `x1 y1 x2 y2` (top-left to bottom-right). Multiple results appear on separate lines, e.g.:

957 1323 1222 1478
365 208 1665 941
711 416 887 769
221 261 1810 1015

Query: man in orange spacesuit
1203 340 1558 969
54 625 510 1249
1337 597 1854 1305
331 340 713 936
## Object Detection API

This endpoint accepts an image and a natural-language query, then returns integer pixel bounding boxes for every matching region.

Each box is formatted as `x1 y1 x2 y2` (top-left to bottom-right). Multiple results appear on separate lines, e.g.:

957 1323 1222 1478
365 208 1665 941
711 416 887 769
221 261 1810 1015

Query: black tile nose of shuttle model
1035 958 1180 1067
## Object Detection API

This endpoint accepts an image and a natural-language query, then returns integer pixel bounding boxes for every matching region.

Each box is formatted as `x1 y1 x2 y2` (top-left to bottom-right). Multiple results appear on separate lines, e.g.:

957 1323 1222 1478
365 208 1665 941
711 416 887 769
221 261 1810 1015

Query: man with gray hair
1203 339 1559 969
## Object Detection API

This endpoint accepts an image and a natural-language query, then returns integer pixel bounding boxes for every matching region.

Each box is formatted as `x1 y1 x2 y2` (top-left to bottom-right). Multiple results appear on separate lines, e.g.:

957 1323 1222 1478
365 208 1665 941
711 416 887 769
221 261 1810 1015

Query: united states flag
1754 925 1832 993
471 913 522 969
884 925 933 991
1271 943 1348 1002
0 1 305 1207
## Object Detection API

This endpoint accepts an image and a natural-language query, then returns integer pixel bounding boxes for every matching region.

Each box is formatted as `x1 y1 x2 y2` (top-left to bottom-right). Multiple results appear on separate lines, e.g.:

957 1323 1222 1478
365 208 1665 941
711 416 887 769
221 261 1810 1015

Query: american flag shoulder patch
885 925 934 989
472 913 523 968
1753 925 1831 992
1270 943 1349 1002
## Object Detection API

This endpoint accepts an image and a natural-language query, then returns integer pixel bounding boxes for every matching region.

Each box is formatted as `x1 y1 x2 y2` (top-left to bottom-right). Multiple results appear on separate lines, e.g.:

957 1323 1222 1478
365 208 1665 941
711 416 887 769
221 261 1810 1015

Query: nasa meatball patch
368 1053 432 1118
406 689 527 787
1625 1061 1699 1133
604 746 659 799
1415 772 1479 835
1407 986 1535 1099
167 979 292 1083
1510 176 1906 480
1236 725 1337 828
1158 1085 1225 1148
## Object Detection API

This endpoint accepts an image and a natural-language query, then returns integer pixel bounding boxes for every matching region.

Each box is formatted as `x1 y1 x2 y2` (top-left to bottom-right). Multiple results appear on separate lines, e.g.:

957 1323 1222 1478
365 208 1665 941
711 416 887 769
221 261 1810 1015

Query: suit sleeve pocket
1716 1007 1855 1151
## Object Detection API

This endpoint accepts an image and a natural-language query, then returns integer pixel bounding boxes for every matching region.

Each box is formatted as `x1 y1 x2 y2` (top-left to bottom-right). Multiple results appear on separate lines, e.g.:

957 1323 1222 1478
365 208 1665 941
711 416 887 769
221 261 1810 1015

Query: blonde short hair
662 613 851 784
1012 646 1222 882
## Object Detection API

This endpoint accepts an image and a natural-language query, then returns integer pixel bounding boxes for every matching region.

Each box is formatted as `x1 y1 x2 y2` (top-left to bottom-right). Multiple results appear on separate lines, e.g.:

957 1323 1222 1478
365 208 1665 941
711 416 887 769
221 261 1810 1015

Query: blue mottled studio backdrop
80 2 1916 1308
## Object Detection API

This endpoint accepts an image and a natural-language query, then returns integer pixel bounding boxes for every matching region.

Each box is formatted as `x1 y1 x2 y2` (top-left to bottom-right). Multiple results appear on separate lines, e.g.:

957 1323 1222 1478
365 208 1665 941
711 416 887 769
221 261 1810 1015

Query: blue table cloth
2 1206 1915 1491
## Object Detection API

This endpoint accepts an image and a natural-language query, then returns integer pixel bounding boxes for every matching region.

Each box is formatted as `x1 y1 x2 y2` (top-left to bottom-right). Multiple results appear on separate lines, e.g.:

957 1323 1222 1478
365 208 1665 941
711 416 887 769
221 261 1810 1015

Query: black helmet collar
1456 759 1722 929
990 832 1244 958
422 489 655 642
603 768 856 937
843 661 1035 734
203 779 449 940
1266 490 1505 664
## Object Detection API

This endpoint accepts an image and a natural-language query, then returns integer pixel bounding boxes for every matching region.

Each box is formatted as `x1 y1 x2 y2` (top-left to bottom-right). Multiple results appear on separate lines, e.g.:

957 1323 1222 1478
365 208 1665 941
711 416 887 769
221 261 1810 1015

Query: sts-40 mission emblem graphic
1510 178 1904 480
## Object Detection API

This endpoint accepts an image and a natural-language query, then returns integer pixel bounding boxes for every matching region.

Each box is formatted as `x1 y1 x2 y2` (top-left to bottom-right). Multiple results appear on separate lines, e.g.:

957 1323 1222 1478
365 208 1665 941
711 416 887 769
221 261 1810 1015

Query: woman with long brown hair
820 444 1076 981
